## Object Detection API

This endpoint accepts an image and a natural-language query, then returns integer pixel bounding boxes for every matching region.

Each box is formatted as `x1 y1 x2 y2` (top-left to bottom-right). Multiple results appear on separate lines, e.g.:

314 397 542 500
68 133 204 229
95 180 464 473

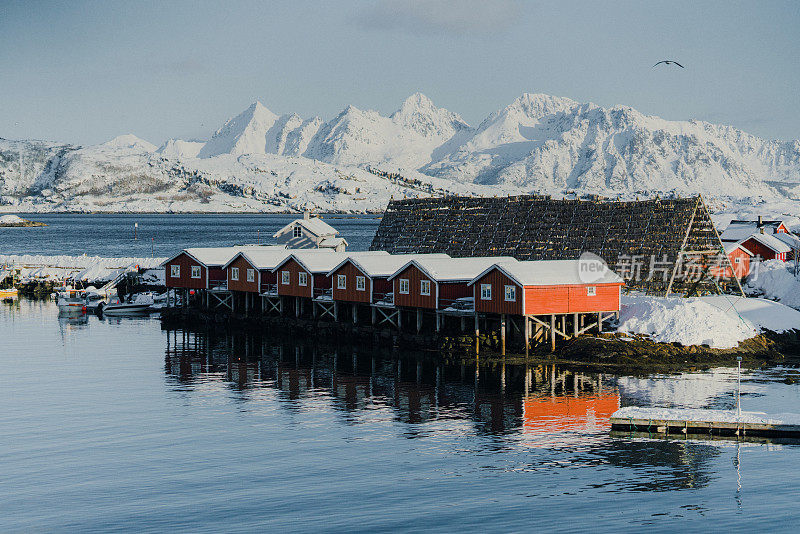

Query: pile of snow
745 260 800 309
617 294 800 349
0 214 27 224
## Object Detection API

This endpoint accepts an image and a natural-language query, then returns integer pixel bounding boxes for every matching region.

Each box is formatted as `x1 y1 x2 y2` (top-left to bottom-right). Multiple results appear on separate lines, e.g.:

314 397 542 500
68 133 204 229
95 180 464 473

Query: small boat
0 288 18 302
56 288 86 314
83 287 118 312
100 292 155 315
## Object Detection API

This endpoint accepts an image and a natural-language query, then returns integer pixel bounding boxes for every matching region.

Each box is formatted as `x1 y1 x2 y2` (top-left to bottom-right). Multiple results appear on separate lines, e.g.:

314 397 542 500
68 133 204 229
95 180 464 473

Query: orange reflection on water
523 393 620 437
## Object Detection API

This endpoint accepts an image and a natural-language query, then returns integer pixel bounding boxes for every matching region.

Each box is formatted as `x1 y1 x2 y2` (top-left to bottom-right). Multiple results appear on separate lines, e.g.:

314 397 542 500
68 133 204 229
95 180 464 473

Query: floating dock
610 406 800 439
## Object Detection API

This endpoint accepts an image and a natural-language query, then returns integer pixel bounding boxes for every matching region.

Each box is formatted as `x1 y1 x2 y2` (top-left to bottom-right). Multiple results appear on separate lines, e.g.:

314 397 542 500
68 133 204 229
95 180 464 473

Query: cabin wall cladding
371 195 739 295
228 256 258 293
166 253 206 290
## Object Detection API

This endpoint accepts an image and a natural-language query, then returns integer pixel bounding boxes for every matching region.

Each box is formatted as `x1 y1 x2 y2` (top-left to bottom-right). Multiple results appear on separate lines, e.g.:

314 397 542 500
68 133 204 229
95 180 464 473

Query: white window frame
504 285 516 302
247 268 255 282
587 286 597 296
230 267 239 281
337 274 347 290
293 226 302 238
298 272 308 287
281 271 290 285
420 280 431 296
480 284 492 300
399 279 410 294
734 257 741 265
356 276 366 291
190 265 201 279
170 265 180 278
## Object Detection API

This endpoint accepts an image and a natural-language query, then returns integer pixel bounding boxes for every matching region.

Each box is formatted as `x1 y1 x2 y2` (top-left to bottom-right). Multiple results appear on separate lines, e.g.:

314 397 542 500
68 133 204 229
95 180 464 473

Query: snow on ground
0 254 166 283
0 214 27 224
745 260 800 309
617 294 800 349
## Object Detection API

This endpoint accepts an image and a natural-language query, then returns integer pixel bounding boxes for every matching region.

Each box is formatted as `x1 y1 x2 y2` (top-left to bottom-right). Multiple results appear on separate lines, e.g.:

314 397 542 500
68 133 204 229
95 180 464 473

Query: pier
610 406 800 439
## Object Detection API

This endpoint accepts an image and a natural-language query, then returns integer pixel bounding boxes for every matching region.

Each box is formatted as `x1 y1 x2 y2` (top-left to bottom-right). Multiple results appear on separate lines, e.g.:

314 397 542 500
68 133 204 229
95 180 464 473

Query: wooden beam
500 314 506 356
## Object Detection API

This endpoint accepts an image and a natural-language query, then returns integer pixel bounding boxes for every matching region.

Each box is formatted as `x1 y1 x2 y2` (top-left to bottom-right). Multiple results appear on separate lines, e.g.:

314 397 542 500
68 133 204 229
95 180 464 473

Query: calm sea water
0 213 381 257
3 300 800 532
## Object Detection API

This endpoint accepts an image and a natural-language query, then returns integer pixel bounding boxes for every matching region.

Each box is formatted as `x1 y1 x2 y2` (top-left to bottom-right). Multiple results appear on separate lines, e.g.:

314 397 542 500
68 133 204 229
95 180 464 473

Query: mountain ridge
2 92 800 213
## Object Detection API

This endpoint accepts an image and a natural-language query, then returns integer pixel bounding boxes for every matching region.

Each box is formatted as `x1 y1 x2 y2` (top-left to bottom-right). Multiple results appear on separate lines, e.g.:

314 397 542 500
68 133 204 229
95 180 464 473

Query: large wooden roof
370 195 740 295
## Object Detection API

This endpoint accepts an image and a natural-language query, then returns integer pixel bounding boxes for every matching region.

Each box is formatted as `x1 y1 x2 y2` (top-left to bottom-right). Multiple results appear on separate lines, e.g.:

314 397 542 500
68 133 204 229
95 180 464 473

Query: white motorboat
56 288 86 314
83 286 118 312
99 292 155 315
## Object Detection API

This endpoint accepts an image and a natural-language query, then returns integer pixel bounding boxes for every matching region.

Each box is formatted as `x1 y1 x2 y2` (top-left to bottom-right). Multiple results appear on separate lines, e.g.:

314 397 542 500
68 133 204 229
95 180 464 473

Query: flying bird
652 60 684 68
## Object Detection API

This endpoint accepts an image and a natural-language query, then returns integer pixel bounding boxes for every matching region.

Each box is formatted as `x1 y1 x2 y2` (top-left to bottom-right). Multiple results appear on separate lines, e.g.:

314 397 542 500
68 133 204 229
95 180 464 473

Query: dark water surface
0 213 381 257
3 300 800 532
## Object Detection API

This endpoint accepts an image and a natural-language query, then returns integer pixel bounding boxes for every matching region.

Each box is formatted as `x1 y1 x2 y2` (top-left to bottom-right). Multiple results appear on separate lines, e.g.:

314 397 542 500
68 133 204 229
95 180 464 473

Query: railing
260 283 278 295
371 292 393 306
209 279 228 291
314 287 333 300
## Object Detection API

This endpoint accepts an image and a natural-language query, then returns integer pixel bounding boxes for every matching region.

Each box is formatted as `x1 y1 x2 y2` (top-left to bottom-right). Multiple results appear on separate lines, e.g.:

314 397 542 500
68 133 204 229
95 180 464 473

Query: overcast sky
2 0 798 146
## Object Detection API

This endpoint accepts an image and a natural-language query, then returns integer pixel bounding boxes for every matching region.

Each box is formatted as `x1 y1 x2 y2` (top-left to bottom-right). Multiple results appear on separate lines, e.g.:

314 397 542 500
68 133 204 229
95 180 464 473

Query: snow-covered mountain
2 92 800 213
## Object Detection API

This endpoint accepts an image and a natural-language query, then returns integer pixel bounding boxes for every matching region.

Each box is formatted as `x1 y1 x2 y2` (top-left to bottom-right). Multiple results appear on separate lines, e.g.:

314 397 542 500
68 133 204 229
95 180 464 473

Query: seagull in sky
652 60 684 68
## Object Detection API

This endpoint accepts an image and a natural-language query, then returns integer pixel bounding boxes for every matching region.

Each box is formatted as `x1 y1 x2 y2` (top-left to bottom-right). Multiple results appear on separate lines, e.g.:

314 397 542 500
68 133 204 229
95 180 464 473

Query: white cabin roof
319 237 348 248
161 245 286 268
720 220 788 242
741 232 792 253
273 217 338 238
389 256 517 283
775 232 800 250
469 260 623 287
273 250 388 274
223 247 330 270
723 242 753 256
327 253 450 278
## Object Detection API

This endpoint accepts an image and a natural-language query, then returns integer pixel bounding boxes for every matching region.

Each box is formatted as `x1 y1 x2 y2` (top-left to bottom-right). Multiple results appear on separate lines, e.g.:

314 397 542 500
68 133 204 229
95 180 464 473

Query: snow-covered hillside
2 92 800 212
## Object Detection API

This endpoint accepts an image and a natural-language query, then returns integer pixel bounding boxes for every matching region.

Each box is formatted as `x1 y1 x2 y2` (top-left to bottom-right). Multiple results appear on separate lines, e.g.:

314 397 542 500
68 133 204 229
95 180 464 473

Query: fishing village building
370 195 742 296
273 211 347 252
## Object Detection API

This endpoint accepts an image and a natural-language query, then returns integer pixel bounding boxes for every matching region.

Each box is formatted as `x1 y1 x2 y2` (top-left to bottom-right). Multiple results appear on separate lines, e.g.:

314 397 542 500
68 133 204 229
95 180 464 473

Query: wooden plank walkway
610 407 800 439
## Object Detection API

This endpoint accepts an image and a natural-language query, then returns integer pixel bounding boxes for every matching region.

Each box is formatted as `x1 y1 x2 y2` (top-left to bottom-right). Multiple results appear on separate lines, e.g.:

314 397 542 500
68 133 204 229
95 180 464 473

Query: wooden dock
610 406 800 439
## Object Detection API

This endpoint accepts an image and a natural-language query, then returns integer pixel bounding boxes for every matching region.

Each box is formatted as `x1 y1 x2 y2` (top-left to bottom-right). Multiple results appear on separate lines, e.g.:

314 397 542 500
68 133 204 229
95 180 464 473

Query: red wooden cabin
719 242 753 279
162 247 244 290
468 260 623 316
273 251 389 300
223 249 296 294
327 254 449 304
739 233 791 262
388 257 517 310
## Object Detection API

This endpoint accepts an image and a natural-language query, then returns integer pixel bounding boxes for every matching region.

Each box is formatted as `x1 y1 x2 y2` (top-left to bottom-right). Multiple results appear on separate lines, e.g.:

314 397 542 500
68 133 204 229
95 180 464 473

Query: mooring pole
737 355 742 418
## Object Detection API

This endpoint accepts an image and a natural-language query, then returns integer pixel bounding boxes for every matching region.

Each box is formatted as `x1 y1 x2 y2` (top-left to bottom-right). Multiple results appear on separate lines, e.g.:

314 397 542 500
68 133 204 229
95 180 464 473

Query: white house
273 211 348 252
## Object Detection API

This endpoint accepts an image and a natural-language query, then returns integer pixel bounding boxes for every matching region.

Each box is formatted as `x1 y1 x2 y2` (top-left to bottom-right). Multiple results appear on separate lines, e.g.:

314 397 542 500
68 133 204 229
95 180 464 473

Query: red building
327 254 449 304
388 257 517 310
720 242 753 279
739 233 791 262
468 260 623 316
223 248 306 295
273 251 389 300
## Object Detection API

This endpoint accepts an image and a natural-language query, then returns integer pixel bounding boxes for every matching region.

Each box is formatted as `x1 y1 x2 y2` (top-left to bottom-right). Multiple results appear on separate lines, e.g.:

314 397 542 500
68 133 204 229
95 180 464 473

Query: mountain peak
197 101 280 158
391 93 470 137
100 134 157 152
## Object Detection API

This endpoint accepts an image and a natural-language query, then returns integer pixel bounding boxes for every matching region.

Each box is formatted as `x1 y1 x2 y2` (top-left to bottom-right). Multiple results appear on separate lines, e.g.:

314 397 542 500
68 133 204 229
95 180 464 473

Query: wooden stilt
597 312 603 333
474 312 480 354
524 315 530 357
416 309 422 333
500 314 506 356
295 297 300 318
573 312 578 338
352 303 358 324
371 306 376 325
436 312 441 333
334 301 339 321
550 314 556 353
460 315 466 332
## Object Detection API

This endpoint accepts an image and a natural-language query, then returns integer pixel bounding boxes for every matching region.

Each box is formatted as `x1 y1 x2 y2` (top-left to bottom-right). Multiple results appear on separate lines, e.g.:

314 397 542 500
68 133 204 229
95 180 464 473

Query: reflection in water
164 328 723 491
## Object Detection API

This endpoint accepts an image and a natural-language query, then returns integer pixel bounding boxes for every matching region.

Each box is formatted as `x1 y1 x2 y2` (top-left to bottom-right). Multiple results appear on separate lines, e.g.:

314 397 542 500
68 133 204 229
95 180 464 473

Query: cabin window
480 284 492 300
230 267 239 281
399 279 409 294
504 285 516 302
420 280 431 296
247 268 255 282
170 265 180 278
734 257 741 264
293 226 302 238
298 272 308 286
281 271 290 285
356 276 366 291
191 266 201 279
587 286 596 296
337 274 347 290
